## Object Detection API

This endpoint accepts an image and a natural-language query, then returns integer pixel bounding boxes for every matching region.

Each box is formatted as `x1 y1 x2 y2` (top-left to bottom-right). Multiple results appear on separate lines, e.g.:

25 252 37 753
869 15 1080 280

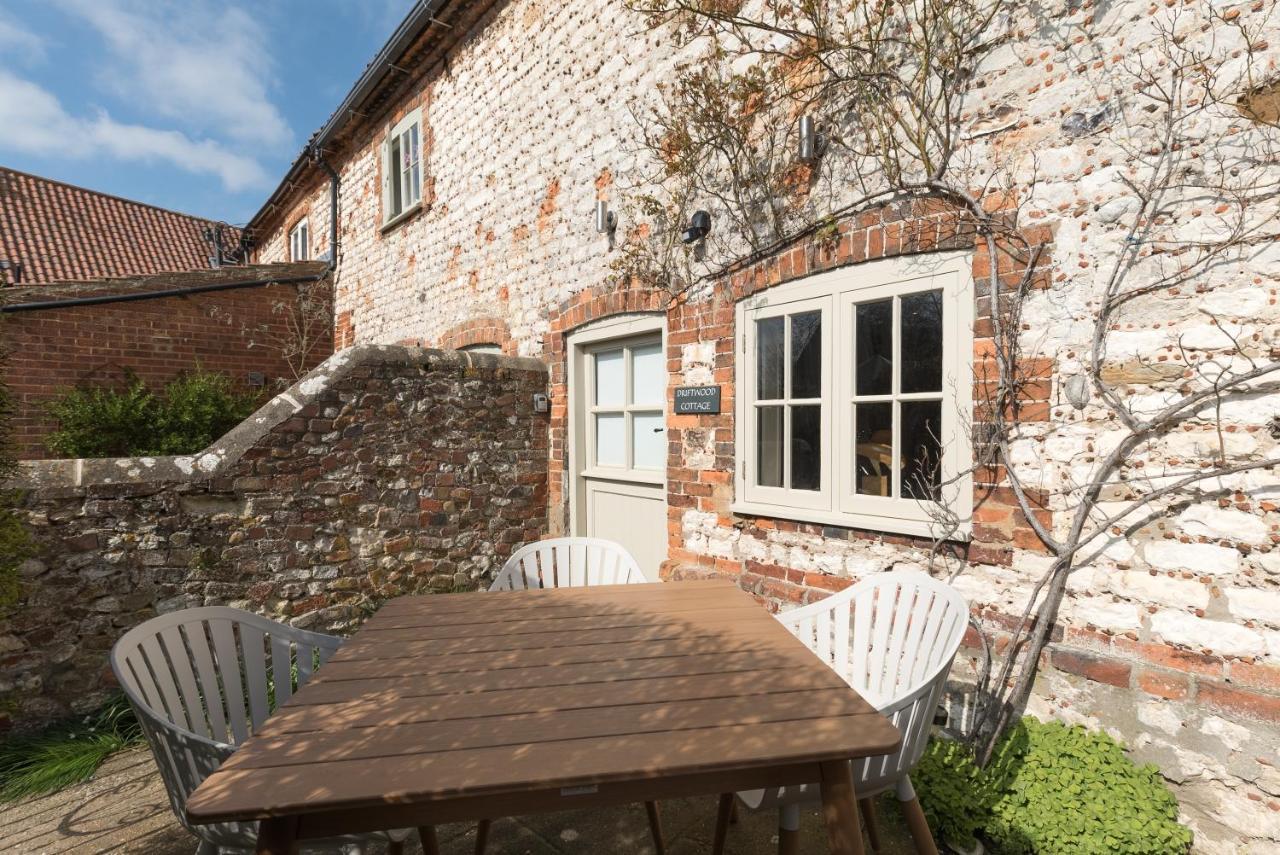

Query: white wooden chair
483 537 664 855
488 536 652 590
711 572 968 855
110 607 416 854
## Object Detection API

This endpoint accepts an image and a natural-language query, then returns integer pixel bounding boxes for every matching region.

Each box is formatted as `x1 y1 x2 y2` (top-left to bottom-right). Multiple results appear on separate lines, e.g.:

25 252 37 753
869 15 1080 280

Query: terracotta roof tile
0 166 241 285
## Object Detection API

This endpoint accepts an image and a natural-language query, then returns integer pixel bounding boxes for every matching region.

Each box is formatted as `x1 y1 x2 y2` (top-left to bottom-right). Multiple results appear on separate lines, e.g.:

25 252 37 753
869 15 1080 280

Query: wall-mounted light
681 210 711 245
798 115 820 163
595 200 617 236
1064 374 1090 410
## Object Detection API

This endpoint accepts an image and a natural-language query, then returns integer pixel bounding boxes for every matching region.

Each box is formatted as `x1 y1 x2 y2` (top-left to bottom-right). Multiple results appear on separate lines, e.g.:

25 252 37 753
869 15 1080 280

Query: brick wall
0 345 549 731
0 262 333 459
244 0 1280 847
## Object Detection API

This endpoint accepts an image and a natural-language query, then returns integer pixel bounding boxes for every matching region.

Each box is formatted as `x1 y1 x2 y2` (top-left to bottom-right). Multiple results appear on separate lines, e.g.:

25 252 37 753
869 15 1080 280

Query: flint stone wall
0 345 549 730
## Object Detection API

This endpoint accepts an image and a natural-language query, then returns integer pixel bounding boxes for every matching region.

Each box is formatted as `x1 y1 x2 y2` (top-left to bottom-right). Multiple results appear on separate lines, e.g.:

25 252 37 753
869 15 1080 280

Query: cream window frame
288 218 309 261
381 108 422 227
583 336 667 483
733 252 974 538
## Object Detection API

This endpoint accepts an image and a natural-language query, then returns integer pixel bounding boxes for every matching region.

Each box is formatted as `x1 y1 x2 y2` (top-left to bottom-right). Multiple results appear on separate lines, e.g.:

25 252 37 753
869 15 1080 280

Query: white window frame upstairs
382 108 423 227
289 218 309 261
734 252 974 538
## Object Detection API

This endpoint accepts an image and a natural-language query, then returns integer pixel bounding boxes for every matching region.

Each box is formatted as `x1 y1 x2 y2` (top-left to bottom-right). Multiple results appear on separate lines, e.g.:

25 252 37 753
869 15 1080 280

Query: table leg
712 793 734 855
418 826 441 855
254 816 299 855
819 760 866 855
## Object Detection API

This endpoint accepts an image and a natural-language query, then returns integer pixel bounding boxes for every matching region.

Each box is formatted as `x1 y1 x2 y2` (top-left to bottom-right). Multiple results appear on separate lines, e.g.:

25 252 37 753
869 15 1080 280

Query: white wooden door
570 321 667 580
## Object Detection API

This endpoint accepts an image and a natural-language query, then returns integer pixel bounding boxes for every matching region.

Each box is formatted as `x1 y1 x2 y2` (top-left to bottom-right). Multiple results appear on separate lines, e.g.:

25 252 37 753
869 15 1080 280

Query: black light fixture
681 210 711 244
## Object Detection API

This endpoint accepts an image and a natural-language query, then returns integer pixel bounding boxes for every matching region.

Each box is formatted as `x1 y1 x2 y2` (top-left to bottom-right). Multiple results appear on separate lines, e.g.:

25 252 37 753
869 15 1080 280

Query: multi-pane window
736 254 973 536
288 219 308 261
588 338 666 473
383 109 422 224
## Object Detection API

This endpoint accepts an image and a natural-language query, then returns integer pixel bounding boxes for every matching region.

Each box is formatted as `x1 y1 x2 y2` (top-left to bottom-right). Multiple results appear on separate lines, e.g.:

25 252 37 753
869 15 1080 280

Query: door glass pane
790 405 821 491
855 299 893 396
854 402 893 496
631 342 665 405
901 290 944 393
632 412 665 469
595 413 625 467
756 317 784 400
790 311 822 399
594 349 624 406
757 406 784 487
901 400 942 500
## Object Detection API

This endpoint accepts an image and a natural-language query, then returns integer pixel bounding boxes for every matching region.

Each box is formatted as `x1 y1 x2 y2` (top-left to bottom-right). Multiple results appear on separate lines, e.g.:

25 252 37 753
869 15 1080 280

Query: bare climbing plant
621 0 1280 761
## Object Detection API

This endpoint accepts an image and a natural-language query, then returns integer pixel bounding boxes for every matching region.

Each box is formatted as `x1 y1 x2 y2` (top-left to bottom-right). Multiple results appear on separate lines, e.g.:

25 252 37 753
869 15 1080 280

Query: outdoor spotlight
681 210 711 244
798 115 819 163
595 200 617 235
1064 374 1091 410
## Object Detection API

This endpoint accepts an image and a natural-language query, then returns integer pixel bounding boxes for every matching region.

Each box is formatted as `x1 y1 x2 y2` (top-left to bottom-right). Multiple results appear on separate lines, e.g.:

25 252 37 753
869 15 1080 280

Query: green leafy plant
45 370 259 458
914 719 1192 854
0 695 142 802
985 718 1191 855
913 736 992 849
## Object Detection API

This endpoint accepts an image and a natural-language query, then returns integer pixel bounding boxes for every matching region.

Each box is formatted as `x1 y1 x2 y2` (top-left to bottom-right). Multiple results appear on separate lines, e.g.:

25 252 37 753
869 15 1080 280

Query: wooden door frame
565 312 667 539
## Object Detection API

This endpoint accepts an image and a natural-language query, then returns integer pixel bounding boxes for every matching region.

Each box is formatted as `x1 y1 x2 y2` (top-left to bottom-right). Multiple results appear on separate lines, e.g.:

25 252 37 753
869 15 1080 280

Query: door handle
652 427 664 433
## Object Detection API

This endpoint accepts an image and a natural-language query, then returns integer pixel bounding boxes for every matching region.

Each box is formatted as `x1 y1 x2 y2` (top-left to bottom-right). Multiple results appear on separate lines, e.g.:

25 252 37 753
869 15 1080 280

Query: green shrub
985 718 1191 855
914 736 991 849
914 719 1192 855
45 371 259 458
0 695 142 802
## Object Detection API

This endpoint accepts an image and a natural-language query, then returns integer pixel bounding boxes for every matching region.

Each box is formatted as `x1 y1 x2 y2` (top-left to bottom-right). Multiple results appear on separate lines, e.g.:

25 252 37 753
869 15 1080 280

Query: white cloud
0 10 46 62
0 70 269 191
54 0 291 147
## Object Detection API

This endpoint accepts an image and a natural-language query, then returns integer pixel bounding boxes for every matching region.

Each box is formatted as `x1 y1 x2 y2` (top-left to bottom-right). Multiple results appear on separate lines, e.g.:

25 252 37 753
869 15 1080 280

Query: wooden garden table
185 579 901 854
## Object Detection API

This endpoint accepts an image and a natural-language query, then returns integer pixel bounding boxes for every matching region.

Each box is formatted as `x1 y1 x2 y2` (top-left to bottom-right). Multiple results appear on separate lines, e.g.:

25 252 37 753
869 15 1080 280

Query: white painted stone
1070 596 1142 632
1178 506 1270 545
1150 610 1266 657
1138 701 1184 736
1112 570 1210 610
1200 715 1251 753
1224 587 1280 626
1143 540 1240 574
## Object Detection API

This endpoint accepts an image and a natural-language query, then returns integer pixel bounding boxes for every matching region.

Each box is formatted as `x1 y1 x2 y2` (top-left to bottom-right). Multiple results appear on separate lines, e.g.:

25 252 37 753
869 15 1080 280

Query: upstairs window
382 109 422 225
735 253 974 537
289 218 309 261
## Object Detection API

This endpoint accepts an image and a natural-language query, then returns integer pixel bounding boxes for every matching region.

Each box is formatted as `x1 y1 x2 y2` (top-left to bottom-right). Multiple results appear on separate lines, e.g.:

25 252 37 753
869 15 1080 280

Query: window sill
380 202 424 234
729 500 971 541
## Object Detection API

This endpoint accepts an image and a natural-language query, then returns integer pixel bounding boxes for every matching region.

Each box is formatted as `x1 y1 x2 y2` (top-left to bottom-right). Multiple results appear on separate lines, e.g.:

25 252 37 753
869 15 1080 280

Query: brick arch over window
436 316 516 355
543 284 675 534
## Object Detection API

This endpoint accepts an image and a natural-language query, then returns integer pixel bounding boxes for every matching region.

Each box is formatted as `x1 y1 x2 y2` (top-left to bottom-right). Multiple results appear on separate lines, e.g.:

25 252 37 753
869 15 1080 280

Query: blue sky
0 0 413 224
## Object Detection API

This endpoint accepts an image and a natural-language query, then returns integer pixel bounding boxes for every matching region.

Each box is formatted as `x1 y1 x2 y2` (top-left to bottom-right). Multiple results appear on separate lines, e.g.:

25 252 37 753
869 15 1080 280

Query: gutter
0 273 326 314
244 0 449 239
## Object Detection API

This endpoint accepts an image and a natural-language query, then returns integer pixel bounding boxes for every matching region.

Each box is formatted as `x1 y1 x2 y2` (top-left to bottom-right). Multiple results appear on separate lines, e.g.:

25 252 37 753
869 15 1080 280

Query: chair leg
417 826 441 855
896 776 939 855
712 793 734 855
475 819 492 855
778 803 802 855
645 801 666 854
858 798 881 852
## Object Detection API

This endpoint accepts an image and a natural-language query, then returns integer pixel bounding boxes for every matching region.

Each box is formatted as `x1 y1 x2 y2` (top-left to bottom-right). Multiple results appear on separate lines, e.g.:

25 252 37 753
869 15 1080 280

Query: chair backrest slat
239 625 271 731
157 624 208 738
207 618 250 744
138 634 189 732
489 537 650 591
271 634 294 708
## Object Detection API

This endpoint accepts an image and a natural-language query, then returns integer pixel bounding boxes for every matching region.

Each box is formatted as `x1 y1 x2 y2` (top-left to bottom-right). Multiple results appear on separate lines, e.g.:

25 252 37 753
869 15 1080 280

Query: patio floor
1 747 918 854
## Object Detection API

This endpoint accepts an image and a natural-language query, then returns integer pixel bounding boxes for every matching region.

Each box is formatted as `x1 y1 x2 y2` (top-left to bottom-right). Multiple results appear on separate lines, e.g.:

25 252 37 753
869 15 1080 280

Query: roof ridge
0 165 240 228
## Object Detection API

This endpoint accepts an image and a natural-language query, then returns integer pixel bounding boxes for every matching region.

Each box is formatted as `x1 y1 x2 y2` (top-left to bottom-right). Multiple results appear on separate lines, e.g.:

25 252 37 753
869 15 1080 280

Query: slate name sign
673 385 722 414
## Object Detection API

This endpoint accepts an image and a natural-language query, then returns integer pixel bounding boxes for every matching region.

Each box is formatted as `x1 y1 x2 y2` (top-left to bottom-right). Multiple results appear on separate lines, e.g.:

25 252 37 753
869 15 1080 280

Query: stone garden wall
0 345 548 731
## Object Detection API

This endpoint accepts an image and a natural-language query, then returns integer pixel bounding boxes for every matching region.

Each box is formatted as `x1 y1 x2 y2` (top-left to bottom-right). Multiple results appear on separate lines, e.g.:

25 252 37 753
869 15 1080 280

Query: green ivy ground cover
914 717 1192 854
